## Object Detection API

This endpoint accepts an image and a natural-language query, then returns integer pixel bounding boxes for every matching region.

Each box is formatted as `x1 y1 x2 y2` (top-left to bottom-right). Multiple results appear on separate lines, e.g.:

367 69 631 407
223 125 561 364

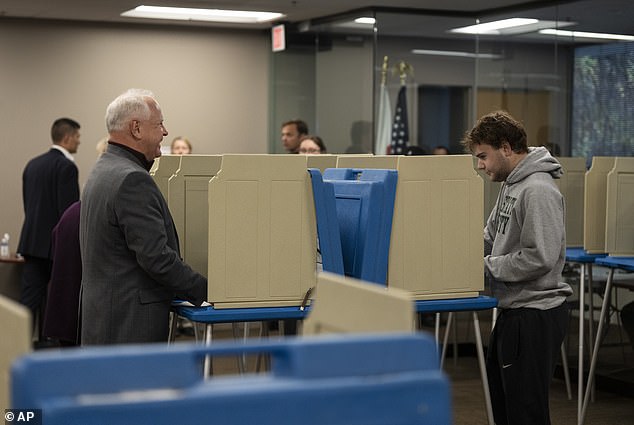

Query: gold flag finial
393 60 414 85
380 56 389 86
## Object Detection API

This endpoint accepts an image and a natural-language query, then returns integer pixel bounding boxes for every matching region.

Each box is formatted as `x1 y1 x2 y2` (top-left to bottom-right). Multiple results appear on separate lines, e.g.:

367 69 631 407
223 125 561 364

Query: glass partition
269 1 634 160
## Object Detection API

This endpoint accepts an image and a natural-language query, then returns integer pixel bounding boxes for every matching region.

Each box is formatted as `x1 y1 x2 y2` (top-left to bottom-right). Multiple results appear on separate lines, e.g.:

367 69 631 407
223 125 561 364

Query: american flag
390 86 409 154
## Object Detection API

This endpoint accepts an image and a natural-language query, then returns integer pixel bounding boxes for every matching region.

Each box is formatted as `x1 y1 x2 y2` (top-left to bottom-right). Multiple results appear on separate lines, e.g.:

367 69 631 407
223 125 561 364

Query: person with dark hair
80 89 206 345
281 119 309 153
462 110 572 425
298 135 327 154
17 117 81 344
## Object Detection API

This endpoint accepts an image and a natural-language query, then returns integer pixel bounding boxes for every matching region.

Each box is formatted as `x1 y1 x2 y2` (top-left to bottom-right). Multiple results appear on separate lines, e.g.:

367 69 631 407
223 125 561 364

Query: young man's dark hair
461 110 528 154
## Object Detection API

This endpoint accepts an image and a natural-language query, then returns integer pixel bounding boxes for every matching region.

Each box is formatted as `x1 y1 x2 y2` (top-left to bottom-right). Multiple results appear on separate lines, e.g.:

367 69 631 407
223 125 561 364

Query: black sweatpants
486 302 569 425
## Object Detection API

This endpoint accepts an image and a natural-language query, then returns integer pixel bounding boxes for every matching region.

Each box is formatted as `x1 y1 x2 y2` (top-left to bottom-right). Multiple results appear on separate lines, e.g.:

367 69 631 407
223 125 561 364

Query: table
171 304 310 375
565 247 606 424
581 256 634 425
0 254 24 301
416 295 498 425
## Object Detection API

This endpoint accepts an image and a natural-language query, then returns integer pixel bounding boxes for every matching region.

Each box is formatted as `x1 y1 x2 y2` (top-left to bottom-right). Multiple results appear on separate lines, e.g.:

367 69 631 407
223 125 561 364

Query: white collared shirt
51 144 75 162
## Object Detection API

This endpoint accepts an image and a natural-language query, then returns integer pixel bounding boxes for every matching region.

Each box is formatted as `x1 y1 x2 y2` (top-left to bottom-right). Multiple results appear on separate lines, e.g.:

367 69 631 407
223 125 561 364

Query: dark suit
80 144 206 345
17 148 79 327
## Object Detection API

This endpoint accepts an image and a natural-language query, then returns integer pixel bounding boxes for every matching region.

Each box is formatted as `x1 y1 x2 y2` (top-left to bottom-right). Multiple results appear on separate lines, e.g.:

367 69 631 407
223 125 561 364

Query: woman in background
171 136 192 154
298 135 326 154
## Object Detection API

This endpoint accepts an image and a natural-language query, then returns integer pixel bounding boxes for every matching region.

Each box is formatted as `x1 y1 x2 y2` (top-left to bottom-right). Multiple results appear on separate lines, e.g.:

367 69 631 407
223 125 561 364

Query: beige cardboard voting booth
306 154 338 173
584 157 616 254
149 154 182 198
167 155 223 277
303 272 415 335
0 295 30 411
336 155 484 300
207 155 316 308
556 157 586 247
605 157 634 256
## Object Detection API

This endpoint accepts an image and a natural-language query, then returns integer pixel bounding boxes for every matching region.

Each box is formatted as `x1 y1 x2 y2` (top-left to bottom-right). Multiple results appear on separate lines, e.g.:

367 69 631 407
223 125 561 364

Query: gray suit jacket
80 144 206 345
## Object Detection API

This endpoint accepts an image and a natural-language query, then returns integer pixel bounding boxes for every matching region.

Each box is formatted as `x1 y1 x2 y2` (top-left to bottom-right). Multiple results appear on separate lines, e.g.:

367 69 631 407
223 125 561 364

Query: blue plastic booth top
12 333 451 425
319 168 398 285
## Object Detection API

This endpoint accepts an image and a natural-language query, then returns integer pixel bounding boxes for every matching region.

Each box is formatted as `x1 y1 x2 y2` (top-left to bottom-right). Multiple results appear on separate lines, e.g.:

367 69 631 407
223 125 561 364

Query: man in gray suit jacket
80 88 206 345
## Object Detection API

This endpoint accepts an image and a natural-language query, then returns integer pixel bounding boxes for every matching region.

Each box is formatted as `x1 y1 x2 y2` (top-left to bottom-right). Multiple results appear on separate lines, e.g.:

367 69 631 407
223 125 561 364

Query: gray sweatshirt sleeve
484 182 564 282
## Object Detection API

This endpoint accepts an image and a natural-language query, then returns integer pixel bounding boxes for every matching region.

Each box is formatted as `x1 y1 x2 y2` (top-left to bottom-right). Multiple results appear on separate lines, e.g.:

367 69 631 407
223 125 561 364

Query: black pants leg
486 303 569 425
20 255 52 340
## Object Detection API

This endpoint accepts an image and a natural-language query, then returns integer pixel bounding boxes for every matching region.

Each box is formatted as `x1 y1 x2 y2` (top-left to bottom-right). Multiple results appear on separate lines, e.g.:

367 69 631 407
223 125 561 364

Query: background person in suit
80 88 207 345
17 117 81 342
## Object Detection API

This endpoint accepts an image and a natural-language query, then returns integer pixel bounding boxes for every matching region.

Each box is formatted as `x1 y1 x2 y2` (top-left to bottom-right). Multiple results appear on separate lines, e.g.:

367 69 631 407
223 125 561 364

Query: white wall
0 19 269 247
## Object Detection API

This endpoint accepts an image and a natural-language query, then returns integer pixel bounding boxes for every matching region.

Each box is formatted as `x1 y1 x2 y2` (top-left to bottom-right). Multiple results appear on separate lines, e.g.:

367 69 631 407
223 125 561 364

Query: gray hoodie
484 146 573 309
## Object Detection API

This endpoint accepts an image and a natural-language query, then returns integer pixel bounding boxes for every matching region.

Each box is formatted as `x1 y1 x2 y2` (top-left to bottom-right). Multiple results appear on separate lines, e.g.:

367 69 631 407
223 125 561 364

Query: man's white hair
105 88 155 133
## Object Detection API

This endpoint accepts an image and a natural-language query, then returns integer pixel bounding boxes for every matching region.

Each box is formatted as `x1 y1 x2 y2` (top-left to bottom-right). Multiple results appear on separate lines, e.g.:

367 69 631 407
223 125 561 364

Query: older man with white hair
80 89 206 345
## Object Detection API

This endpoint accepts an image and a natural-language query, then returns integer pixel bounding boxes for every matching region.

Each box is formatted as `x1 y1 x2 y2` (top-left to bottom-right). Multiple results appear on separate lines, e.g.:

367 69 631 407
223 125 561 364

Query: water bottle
0 233 9 258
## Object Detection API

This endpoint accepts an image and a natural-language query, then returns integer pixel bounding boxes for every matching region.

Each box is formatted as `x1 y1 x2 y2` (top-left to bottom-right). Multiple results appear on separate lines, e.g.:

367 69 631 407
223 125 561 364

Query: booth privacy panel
167 155 222 277
149 154 182 199
556 157 586 247
584 157 615 254
605 157 634 256
0 295 30 411
334 155 484 299
208 155 316 307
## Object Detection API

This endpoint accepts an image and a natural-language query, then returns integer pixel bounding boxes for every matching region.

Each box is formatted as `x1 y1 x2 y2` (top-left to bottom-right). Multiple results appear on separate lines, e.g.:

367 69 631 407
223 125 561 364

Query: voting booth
149 154 182 199
336 155 484 300
605 157 634 256
167 155 223 277
583 157 616 254
207 155 317 308
556 157 586 248
305 154 338 172
303 272 415 335
0 295 30 411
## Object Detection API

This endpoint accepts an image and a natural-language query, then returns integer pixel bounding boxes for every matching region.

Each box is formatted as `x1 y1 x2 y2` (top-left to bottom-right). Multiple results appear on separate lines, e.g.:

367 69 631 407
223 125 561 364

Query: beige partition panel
306 154 338 172
556 157 586 247
0 295 30 410
336 155 483 299
605 157 634 256
390 155 483 299
168 155 222 277
303 272 415 335
584 157 616 254
208 155 316 308
150 154 182 200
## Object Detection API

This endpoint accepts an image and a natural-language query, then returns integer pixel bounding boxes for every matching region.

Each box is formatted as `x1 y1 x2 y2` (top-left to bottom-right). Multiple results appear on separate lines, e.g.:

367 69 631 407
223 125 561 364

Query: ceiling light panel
121 5 284 24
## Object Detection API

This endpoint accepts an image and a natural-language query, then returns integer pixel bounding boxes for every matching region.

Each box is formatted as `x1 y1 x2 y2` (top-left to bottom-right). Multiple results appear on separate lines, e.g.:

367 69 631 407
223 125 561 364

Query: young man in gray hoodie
462 111 572 425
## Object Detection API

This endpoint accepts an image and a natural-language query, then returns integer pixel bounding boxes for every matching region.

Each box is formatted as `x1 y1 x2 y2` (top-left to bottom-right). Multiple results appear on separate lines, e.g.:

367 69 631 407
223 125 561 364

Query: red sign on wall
272 24 285 52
